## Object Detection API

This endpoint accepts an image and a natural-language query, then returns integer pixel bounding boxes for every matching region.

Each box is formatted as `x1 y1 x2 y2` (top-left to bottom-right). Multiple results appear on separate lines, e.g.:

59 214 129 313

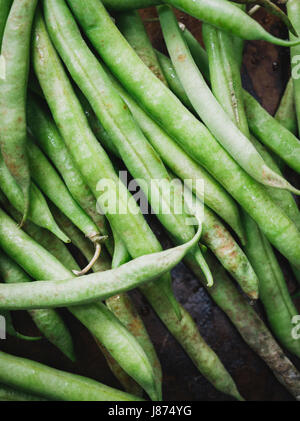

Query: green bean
202 15 300 364
69 0 300 269
0 310 41 341
101 0 300 45
105 59 246 244
172 174 259 298
36 207 145 397
116 10 167 84
26 137 105 275
185 251 300 400
54 209 163 397
34 8 181 320
0 250 76 362
0 0 13 43
0 207 201 308
45 0 213 286
0 158 69 243
155 49 192 109
243 215 300 358
0 0 37 222
275 77 298 135
0 384 47 401
77 90 120 158
102 0 159 9
243 91 300 174
0 210 178 400
159 5 298 191
35 8 243 399
27 94 113 255
0 351 144 401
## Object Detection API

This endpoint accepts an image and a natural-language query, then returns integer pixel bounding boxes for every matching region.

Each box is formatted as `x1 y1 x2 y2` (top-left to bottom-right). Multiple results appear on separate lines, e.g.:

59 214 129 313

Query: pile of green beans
0 0 299 403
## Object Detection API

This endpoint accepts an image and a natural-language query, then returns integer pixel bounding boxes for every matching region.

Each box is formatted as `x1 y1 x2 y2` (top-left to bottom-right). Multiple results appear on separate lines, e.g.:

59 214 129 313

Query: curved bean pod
101 0 300 45
0 207 201 309
0 351 144 401
0 0 37 221
0 159 69 243
53 209 162 397
0 250 76 361
0 310 41 341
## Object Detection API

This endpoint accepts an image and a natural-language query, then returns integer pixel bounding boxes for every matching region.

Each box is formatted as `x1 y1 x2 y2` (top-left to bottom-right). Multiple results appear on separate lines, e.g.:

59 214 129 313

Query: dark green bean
0 310 41 341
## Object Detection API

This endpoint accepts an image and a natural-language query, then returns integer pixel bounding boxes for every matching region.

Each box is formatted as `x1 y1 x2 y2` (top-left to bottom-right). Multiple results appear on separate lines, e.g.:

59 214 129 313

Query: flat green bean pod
0 351 144 401
275 78 298 135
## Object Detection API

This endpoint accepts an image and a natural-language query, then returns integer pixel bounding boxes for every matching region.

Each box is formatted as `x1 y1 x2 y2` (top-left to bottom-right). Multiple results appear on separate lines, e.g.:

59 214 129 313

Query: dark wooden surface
1 6 300 402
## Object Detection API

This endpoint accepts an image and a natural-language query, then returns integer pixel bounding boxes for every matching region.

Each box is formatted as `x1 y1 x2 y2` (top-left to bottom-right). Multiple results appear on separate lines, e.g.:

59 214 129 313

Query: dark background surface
1 6 300 402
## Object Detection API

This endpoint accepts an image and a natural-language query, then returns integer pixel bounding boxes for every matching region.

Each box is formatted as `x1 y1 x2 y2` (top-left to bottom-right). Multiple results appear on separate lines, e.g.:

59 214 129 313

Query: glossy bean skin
0 250 76 362
67 0 300 269
0 160 69 243
101 0 300 45
0 0 38 221
0 0 13 42
159 6 296 191
275 78 298 135
185 252 300 401
27 94 113 253
53 207 162 398
0 351 144 401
